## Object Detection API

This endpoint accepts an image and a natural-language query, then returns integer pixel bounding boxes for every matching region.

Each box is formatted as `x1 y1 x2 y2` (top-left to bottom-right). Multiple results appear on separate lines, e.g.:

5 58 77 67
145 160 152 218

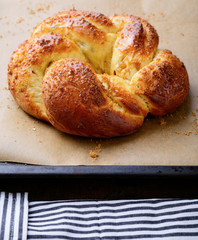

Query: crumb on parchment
37 7 44 12
46 5 50 10
16 17 24 24
192 111 196 117
89 144 101 160
159 118 166 126
183 131 192 136
160 12 165 17
174 108 198 136
27 8 35 15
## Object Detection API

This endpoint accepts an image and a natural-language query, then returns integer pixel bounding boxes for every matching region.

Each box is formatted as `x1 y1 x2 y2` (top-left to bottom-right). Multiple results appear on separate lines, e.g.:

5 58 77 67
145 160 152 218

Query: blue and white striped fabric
0 192 28 240
27 199 198 240
1 193 198 240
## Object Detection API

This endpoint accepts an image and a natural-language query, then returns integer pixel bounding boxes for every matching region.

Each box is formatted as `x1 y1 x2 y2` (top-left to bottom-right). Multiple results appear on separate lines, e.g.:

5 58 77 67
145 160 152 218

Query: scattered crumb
14 140 17 142
16 17 24 24
46 5 50 10
30 9 36 14
0 35 3 38
180 33 184 36
27 8 35 15
89 144 101 160
39 140 42 143
89 150 98 159
160 12 165 17
192 111 196 117
145 12 156 21
159 118 166 126
7 105 11 110
173 109 198 136
37 7 44 12
183 131 192 136
191 118 198 127
32 127 36 131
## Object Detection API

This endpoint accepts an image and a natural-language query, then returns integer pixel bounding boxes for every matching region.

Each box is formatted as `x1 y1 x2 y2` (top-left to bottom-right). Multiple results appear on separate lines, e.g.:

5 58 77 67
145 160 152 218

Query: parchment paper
0 0 197 165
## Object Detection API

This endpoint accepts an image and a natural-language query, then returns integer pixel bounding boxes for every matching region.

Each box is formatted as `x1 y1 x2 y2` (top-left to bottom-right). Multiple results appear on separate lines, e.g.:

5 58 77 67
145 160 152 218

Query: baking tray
1 0 198 167
0 163 198 179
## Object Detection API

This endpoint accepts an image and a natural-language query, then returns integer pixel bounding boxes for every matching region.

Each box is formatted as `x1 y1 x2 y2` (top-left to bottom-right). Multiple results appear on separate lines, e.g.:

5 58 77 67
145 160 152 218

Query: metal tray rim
0 163 198 178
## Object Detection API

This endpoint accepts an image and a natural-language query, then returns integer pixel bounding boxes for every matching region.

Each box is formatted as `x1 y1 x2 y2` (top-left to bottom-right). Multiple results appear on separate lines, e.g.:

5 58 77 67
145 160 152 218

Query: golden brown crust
31 10 116 43
39 15 106 43
110 14 159 80
31 11 117 74
50 10 114 28
8 32 86 121
131 49 189 116
8 11 189 137
43 59 147 137
112 14 159 55
98 74 149 118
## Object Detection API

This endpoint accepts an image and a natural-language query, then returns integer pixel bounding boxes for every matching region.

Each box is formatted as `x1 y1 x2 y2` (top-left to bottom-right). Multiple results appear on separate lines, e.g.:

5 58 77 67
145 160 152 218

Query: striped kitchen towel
27 199 198 240
1 193 198 240
0 192 28 240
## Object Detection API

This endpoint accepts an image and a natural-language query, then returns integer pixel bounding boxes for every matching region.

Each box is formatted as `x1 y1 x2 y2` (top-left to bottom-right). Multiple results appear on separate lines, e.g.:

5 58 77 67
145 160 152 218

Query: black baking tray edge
0 163 198 178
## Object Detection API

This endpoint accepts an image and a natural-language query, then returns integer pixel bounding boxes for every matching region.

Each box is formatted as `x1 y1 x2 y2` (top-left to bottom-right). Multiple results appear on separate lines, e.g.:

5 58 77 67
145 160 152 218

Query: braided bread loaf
8 11 189 138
